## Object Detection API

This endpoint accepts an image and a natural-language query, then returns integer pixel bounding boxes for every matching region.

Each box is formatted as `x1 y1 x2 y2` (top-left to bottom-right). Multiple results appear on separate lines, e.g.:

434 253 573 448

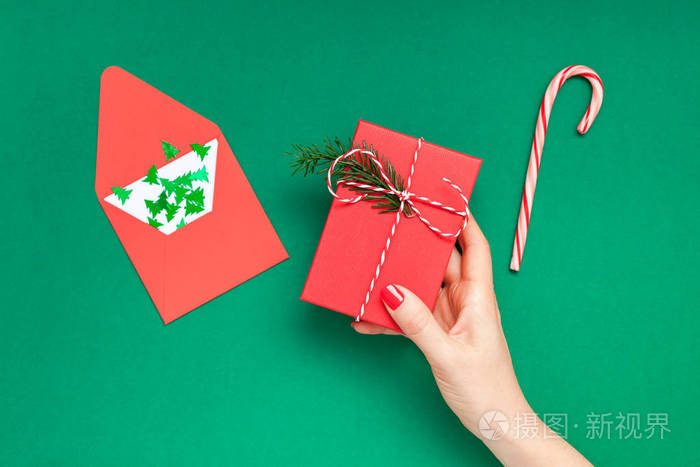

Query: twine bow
326 137 471 321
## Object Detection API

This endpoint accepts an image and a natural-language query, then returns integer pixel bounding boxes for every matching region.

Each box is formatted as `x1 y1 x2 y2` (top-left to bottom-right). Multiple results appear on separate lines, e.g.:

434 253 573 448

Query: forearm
480 406 592 467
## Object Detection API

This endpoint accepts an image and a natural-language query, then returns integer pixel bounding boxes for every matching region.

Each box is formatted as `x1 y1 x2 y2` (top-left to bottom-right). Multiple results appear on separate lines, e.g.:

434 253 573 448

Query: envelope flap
95 66 221 199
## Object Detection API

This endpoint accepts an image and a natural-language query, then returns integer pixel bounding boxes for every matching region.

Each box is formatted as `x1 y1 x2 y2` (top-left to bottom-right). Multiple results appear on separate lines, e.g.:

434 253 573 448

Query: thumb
380 284 452 362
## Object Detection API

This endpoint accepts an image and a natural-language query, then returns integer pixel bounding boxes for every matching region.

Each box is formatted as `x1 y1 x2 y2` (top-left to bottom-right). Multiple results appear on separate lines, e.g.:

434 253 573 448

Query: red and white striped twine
511 65 604 271
327 137 470 321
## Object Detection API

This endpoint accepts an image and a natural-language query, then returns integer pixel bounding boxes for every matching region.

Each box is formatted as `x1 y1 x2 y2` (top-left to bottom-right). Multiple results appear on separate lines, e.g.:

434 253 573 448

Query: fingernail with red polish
381 284 404 310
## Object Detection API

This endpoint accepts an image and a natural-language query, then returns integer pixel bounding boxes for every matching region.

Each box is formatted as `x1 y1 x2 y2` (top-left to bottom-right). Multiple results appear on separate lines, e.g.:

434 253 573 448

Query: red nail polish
380 284 404 310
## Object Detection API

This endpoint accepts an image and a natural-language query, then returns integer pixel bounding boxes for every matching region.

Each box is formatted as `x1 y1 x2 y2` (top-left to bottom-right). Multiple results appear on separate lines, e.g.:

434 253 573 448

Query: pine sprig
288 137 410 215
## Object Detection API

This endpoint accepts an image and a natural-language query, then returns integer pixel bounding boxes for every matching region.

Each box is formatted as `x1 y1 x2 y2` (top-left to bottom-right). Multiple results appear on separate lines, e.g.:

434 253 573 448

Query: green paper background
2 1 699 465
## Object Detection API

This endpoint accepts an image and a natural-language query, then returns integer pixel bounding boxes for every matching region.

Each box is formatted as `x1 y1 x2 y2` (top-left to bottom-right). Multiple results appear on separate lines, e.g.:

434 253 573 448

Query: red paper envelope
95 66 288 324
301 121 481 331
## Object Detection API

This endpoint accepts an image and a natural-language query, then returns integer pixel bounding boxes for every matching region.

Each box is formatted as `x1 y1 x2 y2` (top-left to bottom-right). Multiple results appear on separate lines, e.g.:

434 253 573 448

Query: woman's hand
352 217 591 466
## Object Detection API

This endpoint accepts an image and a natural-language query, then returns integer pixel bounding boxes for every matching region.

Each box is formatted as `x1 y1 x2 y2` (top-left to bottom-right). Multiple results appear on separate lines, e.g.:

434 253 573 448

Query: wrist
461 391 533 444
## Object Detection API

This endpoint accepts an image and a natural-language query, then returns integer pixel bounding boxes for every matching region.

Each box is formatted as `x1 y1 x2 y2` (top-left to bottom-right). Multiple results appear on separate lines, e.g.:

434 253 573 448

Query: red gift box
301 121 482 331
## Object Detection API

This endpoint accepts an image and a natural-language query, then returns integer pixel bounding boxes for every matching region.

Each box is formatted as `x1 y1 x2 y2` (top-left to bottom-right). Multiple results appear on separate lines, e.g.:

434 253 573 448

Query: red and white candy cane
327 138 470 321
511 65 604 271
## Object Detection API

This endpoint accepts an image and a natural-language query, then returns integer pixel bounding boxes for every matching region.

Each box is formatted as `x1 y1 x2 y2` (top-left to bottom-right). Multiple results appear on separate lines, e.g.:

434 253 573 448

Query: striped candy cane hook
510 65 604 271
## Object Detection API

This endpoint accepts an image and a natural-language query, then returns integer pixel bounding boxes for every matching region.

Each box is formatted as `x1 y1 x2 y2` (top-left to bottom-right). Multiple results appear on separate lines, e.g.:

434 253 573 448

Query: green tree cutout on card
144 199 162 217
156 190 169 211
112 186 132 205
164 202 180 222
162 141 181 161
191 143 209 161
140 141 212 232
185 187 205 206
159 177 178 196
144 165 159 185
185 200 205 216
174 185 189 205
148 217 163 229
188 166 209 182
174 173 193 188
